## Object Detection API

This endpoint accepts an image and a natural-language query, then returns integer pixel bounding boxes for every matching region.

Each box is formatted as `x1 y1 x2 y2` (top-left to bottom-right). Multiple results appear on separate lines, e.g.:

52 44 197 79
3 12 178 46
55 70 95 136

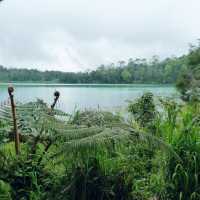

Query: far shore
0 82 174 87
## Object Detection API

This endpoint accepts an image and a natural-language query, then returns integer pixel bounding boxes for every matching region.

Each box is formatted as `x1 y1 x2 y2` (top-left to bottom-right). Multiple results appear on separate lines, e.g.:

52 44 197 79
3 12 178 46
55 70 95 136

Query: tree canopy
0 55 187 84
176 42 200 101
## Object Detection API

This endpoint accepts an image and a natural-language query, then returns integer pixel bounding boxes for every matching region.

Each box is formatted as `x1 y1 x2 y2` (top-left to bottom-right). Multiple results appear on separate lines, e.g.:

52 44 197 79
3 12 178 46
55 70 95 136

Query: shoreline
0 83 175 87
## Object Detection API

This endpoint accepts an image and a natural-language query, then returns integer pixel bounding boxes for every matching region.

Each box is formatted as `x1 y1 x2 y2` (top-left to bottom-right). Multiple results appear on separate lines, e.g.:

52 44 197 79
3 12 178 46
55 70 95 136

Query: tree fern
0 100 180 164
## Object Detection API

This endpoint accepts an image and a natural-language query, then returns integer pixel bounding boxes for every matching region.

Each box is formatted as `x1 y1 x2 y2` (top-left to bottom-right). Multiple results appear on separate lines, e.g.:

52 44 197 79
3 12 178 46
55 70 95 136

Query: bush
128 92 157 132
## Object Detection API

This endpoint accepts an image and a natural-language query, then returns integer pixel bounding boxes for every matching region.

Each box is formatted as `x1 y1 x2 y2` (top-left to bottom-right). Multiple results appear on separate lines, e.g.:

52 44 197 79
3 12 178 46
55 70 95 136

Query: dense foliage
176 42 200 101
0 100 142 199
0 55 187 84
1 0 200 198
1 91 200 199
1 42 200 199
128 92 157 131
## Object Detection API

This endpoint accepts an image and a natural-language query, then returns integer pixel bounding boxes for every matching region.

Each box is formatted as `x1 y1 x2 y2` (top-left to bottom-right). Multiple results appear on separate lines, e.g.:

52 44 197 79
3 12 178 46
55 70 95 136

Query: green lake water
0 84 177 113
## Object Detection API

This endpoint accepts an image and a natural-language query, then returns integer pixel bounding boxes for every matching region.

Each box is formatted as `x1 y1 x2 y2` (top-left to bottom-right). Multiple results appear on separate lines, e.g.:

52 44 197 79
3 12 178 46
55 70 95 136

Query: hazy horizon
0 0 199 72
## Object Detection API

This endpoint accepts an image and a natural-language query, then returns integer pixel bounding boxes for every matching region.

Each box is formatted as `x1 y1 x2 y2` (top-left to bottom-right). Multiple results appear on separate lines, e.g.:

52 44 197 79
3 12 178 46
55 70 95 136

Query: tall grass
156 100 200 200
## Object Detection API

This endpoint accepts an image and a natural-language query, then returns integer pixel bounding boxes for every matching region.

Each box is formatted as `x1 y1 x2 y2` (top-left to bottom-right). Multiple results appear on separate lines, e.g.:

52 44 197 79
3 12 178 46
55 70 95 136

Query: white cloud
0 0 200 71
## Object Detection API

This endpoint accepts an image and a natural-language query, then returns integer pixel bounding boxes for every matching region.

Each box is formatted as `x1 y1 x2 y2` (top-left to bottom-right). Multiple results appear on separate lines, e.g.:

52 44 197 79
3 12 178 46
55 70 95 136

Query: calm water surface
0 84 177 113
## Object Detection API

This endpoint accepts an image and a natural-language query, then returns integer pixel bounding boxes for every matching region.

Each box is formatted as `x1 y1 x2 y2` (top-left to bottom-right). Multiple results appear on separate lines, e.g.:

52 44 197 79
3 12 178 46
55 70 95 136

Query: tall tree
176 42 200 101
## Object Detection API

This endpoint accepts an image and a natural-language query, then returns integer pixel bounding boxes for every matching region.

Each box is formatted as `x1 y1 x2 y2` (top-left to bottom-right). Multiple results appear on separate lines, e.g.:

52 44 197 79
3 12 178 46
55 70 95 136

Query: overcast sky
0 0 199 72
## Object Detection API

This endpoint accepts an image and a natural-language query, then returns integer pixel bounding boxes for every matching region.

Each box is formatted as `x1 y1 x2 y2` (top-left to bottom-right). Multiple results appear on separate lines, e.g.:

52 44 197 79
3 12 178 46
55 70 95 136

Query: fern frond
0 100 181 163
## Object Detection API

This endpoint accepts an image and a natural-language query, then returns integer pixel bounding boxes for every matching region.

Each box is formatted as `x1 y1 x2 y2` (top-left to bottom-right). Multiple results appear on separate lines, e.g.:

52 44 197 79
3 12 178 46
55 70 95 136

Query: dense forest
0 55 187 84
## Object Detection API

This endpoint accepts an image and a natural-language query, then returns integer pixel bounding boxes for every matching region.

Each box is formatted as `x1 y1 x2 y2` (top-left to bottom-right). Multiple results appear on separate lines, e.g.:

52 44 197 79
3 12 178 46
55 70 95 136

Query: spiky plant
160 103 200 200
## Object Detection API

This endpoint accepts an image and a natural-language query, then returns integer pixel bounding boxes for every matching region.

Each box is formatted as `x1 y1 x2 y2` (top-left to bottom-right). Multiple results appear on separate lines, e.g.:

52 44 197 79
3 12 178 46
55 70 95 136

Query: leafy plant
70 109 123 127
0 180 12 200
159 103 200 200
176 42 200 102
128 92 157 132
1 94 195 200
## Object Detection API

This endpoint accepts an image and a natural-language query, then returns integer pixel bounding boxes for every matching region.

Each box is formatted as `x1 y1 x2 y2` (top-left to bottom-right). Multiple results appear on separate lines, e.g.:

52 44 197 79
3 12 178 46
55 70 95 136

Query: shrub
128 92 157 132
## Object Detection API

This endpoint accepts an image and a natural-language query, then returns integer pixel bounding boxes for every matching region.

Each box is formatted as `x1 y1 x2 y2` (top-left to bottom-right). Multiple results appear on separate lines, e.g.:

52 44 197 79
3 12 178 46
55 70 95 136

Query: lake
0 84 177 113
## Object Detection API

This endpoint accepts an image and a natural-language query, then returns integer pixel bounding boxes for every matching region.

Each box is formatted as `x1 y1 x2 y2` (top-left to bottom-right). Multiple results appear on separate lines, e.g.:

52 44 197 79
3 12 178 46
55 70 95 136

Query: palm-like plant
0 100 129 152
0 96 180 161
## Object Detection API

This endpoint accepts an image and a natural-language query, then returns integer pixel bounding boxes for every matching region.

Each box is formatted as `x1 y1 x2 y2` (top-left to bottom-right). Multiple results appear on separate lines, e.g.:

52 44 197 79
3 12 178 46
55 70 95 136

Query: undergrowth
0 94 200 199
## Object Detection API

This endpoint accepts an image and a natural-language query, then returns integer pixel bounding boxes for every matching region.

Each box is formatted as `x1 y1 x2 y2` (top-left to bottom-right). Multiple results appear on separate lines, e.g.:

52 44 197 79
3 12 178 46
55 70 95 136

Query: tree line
0 55 188 84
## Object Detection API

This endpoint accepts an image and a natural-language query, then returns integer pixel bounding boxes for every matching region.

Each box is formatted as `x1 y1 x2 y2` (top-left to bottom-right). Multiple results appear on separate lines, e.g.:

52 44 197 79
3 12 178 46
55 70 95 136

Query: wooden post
8 86 20 155
51 91 60 110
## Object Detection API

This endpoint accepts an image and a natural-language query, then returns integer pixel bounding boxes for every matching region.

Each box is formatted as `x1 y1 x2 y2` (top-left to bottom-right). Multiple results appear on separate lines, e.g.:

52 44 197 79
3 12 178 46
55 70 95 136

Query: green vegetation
1 0 200 198
0 99 139 199
176 42 200 101
1 41 200 199
0 54 187 84
0 89 200 199
128 92 157 131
